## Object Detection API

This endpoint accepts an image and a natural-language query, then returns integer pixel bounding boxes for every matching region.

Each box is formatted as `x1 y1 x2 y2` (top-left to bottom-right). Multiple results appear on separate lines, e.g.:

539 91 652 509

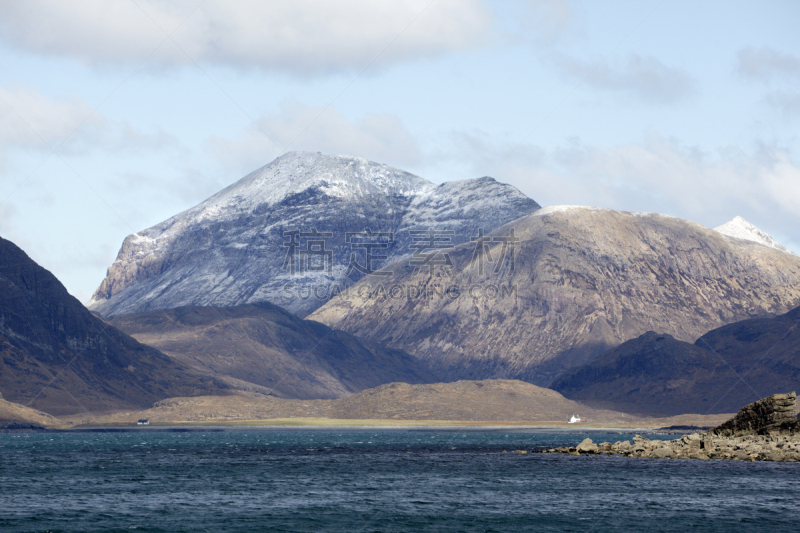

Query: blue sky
1 0 799 302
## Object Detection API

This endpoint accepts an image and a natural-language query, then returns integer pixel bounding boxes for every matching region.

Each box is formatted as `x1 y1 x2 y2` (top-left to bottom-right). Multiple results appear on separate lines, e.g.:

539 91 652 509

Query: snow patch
533 205 610 216
714 216 792 254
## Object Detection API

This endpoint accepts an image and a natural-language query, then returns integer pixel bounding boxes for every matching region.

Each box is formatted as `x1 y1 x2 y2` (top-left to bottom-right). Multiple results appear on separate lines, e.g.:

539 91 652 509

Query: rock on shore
535 392 800 462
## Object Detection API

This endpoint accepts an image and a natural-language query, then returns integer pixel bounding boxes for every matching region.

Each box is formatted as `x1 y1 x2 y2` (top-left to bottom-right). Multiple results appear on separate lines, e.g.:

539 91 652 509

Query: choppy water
1 428 798 532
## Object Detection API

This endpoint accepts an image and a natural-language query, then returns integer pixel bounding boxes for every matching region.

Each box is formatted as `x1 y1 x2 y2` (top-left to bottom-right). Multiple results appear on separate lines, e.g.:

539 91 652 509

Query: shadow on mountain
107 303 437 400
551 305 800 416
0 236 230 416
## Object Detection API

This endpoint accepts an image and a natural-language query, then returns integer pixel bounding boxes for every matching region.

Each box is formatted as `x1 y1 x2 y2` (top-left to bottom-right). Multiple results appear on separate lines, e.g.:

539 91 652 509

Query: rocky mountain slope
551 305 800 416
310 206 800 386
89 152 539 317
0 236 229 416
108 303 435 400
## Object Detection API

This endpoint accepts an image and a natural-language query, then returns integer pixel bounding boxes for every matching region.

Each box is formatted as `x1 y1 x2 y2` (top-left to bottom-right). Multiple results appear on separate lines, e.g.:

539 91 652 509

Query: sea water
1 429 798 532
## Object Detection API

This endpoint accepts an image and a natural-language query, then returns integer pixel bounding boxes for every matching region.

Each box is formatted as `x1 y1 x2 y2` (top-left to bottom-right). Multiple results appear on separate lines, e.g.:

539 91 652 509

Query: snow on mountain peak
533 205 610 216
714 216 792 254
203 151 433 212
89 151 541 316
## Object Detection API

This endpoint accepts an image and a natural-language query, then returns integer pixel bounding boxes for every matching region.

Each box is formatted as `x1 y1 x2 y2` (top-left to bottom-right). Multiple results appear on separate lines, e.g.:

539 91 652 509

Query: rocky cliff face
88 152 539 317
310 206 800 386
551 305 800 415
709 392 799 437
0 236 228 416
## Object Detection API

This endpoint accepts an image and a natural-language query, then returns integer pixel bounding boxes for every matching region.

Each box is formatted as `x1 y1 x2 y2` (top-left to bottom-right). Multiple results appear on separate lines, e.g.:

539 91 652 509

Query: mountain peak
714 216 792 254
89 152 540 317
199 151 434 217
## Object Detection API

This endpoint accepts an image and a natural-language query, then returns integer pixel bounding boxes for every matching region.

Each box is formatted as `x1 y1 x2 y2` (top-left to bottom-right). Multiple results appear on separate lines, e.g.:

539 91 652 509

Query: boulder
632 436 648 452
597 442 614 454
651 446 674 458
615 440 632 452
576 438 598 454
709 392 799 437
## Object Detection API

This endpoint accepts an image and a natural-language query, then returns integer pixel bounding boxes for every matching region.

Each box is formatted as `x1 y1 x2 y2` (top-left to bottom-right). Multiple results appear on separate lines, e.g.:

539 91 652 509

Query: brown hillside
310 207 800 386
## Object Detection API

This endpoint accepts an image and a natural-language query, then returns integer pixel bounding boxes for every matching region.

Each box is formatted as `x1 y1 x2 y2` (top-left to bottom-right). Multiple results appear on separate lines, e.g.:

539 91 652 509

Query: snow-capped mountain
89 152 540 317
714 216 793 254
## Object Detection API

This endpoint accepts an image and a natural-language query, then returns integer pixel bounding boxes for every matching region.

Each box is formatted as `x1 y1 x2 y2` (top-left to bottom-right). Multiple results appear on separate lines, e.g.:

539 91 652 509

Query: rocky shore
535 392 800 462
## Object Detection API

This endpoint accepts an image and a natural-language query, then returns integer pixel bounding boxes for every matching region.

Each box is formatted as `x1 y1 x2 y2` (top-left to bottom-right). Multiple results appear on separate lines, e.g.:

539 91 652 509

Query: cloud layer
0 0 491 74
737 47 800 81
557 53 696 104
448 132 800 253
0 86 179 156
210 103 422 175
0 87 100 149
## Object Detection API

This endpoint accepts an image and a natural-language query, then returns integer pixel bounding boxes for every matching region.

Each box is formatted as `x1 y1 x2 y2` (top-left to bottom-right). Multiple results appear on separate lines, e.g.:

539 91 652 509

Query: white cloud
763 154 800 215
0 85 180 155
737 47 800 81
0 203 16 229
0 86 101 149
764 90 800 116
210 103 423 174
501 0 572 45
447 132 800 253
557 53 696 104
0 203 39 270
526 0 571 33
734 48 800 117
0 0 491 74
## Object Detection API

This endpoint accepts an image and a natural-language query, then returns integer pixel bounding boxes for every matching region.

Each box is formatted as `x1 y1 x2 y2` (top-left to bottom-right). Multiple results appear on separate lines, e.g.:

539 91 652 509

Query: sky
1 0 799 303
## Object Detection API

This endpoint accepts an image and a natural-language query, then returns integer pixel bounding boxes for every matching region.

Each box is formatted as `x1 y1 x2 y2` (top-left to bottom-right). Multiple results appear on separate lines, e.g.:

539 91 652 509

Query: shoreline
533 393 800 462
46 417 708 433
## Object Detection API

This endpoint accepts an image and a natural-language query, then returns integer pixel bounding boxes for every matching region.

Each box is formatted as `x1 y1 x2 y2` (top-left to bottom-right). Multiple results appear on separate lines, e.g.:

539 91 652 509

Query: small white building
137 419 150 425
568 415 581 424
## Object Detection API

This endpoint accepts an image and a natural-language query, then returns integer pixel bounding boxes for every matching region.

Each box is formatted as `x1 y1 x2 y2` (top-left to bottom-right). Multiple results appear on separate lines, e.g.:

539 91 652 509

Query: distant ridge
108 302 436 400
86 379 731 427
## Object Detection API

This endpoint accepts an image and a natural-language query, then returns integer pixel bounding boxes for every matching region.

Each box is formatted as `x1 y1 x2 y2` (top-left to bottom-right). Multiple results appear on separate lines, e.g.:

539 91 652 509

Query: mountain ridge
89 151 540 317
309 205 800 386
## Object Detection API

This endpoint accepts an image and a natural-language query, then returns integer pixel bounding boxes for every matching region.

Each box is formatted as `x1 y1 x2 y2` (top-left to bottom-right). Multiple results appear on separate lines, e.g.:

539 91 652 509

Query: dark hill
0 236 228 416
108 303 436 400
551 306 800 415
